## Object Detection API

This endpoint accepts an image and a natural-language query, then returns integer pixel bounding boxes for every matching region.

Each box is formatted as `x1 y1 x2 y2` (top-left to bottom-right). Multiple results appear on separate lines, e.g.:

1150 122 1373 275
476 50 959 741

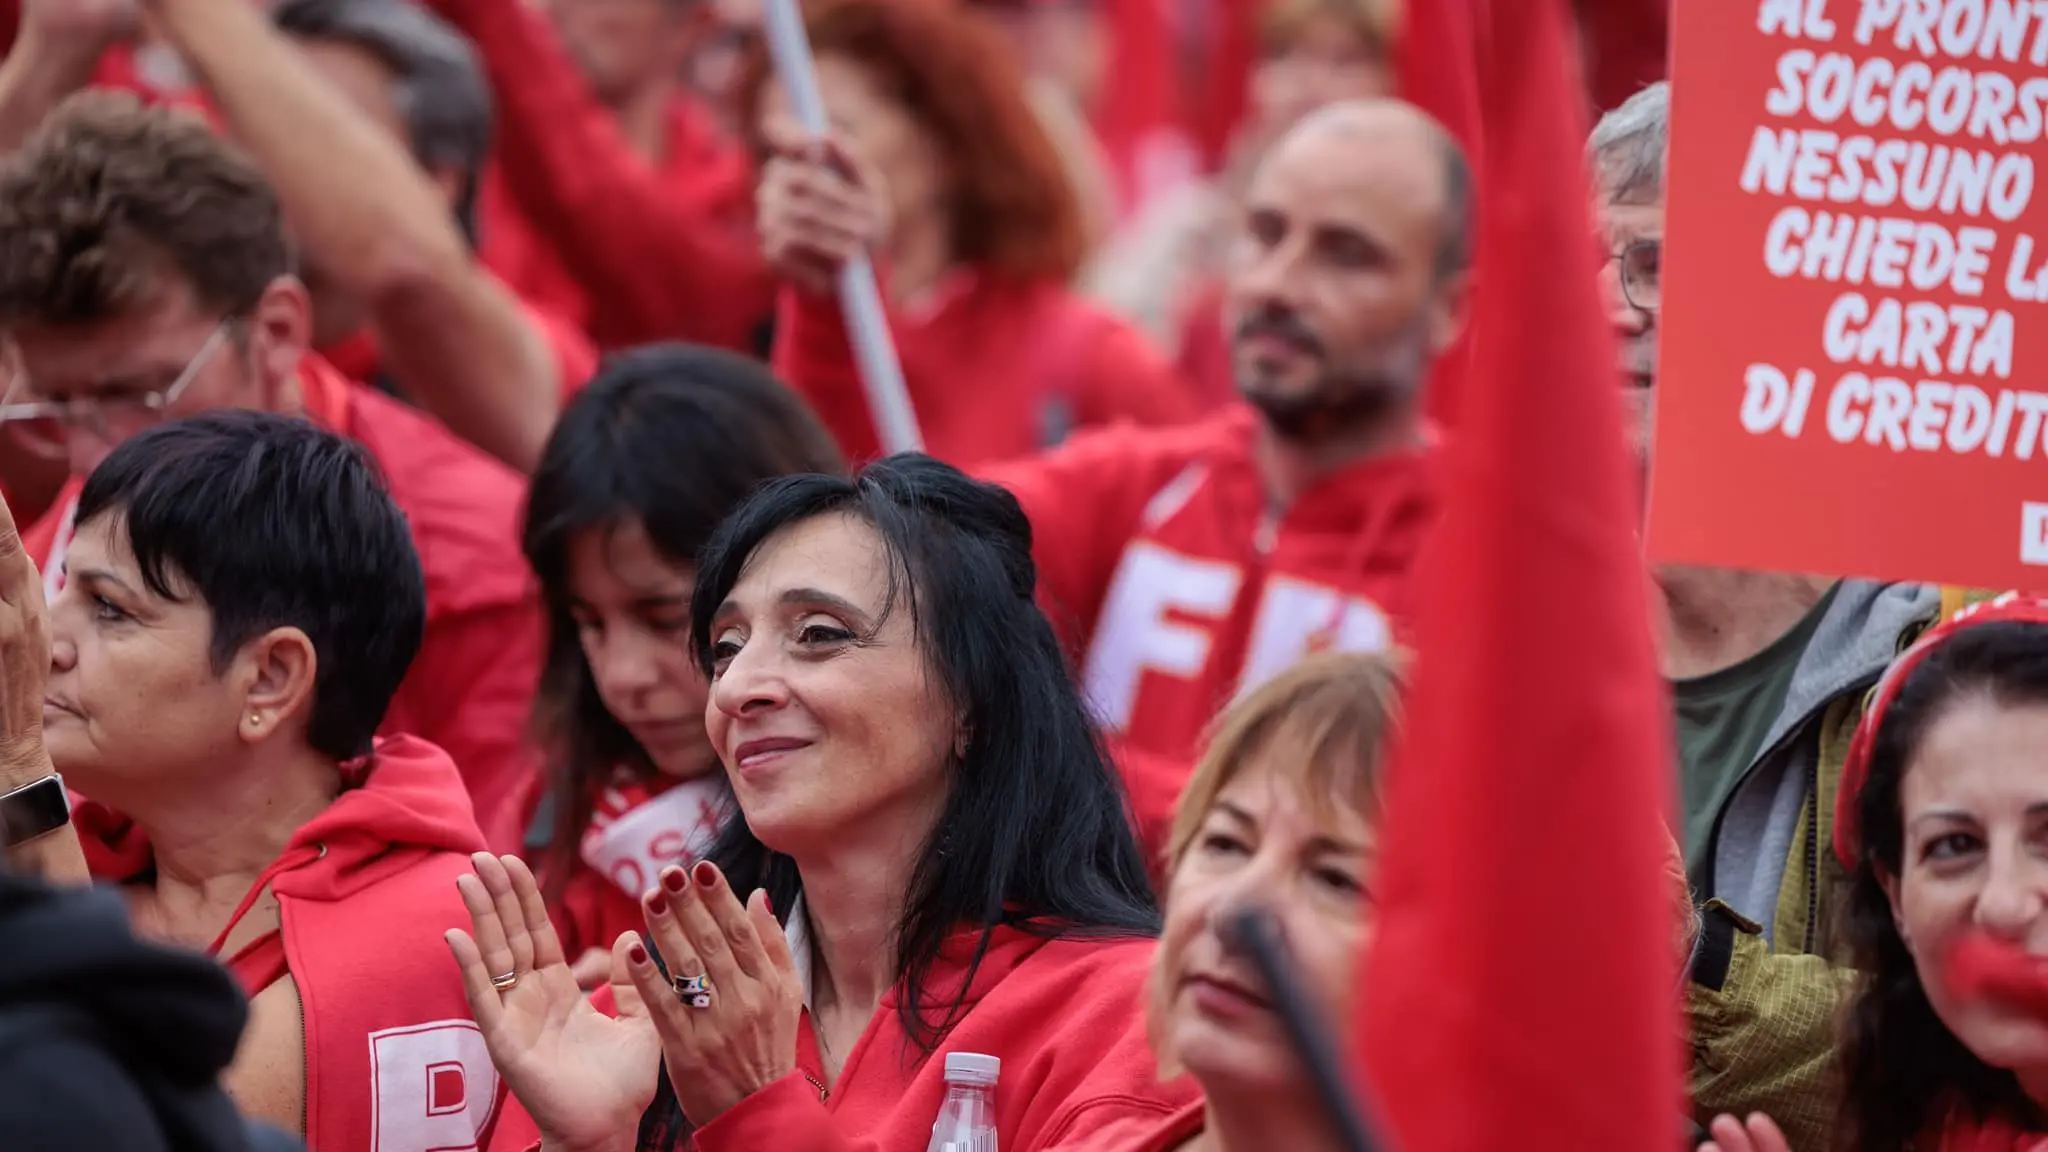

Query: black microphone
1222 906 1391 1152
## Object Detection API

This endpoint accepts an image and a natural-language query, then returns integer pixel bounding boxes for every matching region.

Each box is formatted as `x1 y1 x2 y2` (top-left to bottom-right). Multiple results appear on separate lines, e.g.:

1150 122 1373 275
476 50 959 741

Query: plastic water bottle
926 1052 1000 1152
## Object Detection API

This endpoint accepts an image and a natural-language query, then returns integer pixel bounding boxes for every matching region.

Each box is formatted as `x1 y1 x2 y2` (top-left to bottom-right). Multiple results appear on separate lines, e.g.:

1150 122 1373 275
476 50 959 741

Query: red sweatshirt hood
1184 404 1441 553
78 735 490 900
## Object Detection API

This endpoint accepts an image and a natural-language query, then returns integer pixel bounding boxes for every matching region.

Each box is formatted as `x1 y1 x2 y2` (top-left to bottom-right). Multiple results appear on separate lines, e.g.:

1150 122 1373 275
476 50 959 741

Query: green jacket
1682 583 1985 1152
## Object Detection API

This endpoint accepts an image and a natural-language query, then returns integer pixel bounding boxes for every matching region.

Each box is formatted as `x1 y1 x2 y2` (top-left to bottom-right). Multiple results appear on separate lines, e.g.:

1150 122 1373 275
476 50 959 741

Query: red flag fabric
1396 0 1482 167
1396 0 1482 429
1575 0 1670 114
1355 0 1681 1148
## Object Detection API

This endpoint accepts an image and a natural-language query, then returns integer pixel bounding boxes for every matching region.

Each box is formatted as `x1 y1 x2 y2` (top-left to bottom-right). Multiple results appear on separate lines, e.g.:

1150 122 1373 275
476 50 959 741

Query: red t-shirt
428 0 770 351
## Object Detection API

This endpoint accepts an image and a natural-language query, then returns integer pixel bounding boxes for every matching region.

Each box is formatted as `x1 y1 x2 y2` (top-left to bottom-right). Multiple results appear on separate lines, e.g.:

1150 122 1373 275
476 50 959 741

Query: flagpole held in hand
1225 907 1389 1152
759 0 924 456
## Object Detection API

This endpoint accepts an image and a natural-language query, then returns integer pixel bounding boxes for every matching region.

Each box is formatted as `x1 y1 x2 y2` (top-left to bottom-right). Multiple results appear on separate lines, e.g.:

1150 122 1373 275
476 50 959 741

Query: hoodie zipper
1802 750 1822 954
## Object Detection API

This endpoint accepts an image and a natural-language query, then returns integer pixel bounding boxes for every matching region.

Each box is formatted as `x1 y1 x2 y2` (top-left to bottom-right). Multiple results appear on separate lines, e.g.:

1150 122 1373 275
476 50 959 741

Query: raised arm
424 0 772 351
0 487 92 885
149 0 560 472
0 1 132 519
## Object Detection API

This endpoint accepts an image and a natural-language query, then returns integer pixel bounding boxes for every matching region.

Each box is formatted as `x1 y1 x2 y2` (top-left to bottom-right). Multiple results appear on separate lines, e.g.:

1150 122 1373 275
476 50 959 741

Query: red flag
1355 0 1680 1147
1576 0 1671 114
1396 0 1482 429
1397 0 1483 166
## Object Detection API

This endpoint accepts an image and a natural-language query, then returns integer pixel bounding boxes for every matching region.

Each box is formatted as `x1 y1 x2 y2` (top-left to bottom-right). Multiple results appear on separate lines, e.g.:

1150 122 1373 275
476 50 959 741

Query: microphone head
1220 905 1280 956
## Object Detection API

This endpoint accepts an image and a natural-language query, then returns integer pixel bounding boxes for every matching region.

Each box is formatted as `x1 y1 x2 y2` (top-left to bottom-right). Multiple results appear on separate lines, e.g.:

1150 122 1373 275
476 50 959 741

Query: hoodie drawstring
204 841 328 973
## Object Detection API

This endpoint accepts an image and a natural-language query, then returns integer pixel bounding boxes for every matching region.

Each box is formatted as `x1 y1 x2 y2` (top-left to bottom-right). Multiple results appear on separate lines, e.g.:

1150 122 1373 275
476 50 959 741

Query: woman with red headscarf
1703 595 2048 1152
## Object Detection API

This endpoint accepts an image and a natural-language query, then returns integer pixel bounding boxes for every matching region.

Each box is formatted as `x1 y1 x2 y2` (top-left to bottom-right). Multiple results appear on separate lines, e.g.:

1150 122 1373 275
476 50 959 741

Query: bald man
756 96 1472 851
1225 100 1471 471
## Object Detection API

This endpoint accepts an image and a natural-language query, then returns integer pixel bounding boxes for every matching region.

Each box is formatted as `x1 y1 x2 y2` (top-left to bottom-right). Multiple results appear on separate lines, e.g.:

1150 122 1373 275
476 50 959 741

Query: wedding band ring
674 972 713 1008
490 969 519 991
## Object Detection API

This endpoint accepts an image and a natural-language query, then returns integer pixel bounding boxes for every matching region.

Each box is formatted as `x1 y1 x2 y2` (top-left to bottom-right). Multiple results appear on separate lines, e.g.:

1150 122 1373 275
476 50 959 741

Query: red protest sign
1647 0 2048 591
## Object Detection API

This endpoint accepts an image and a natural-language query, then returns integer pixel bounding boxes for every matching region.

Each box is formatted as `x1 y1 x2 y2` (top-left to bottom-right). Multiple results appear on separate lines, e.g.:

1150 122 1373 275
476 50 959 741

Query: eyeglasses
0 321 236 460
1610 239 1661 314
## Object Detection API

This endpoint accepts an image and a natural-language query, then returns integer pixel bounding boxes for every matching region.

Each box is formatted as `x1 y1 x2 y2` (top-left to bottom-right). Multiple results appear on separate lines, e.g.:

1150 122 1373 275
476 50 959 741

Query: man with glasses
0 91 543 856
1592 81 1979 1152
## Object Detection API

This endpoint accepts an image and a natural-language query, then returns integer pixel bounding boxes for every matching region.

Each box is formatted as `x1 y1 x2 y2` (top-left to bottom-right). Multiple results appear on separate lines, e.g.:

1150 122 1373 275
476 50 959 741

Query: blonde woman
1074 650 1402 1150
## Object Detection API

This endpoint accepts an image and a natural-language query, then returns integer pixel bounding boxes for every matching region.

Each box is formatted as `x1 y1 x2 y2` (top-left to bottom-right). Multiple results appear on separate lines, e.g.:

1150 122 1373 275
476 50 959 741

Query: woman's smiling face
702 512 955 855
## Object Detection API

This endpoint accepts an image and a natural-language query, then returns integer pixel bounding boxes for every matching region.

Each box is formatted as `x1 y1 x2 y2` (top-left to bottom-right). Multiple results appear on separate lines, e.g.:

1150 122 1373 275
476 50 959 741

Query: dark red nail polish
628 943 648 965
694 861 718 888
662 869 688 894
647 891 668 916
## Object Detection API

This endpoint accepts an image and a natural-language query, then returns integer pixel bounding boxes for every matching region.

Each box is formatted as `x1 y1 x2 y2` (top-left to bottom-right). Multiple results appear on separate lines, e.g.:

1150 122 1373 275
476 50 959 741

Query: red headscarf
1833 593 2048 870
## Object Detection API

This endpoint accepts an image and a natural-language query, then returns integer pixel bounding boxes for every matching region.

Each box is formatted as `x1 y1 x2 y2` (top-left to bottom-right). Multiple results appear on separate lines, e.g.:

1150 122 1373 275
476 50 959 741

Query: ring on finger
673 971 714 1009
490 969 519 992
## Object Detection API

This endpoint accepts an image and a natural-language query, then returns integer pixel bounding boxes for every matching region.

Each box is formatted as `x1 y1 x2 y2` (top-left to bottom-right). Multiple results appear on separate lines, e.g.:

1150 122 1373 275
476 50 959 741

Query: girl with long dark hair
451 454 1195 1150
518 344 843 985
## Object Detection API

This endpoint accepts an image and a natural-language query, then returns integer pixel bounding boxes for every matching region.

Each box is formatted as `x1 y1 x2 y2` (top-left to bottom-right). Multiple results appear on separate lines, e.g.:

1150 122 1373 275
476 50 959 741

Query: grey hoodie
1706 579 1941 949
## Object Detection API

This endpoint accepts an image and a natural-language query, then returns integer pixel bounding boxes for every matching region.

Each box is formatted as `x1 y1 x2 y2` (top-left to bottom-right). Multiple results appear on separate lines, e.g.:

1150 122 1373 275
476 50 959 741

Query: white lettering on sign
369 1019 499 1152
2023 502 2048 565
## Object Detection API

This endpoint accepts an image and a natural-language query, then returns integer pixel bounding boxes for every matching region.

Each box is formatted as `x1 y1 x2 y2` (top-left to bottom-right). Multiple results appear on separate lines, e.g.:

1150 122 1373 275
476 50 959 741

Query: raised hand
445 853 662 1152
1699 1112 1792 1152
0 491 52 785
754 114 891 295
624 861 804 1127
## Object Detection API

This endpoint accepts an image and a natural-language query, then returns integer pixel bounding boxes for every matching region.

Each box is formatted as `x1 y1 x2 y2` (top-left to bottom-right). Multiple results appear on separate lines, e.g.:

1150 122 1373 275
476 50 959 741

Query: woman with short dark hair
451 454 1196 1151
0 410 505 1151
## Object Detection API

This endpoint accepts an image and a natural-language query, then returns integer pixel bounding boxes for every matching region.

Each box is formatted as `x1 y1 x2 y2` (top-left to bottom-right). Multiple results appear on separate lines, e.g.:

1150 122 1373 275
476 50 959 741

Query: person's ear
1879 863 1911 948
236 626 319 747
1426 269 1472 356
245 276 314 406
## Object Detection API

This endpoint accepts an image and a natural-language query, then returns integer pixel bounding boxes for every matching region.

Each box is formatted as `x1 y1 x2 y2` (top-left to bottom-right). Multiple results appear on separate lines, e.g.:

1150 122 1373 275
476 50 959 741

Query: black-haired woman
451 454 1197 1151
518 345 845 987
1703 595 2048 1152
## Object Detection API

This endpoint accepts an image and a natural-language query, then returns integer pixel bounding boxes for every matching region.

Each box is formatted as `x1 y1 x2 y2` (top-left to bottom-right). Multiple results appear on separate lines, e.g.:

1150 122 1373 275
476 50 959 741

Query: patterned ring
673 972 713 1008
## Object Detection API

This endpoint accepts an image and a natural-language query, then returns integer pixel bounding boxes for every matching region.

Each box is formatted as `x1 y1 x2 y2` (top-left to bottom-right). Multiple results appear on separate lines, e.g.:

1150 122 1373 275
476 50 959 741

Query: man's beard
1234 305 1434 444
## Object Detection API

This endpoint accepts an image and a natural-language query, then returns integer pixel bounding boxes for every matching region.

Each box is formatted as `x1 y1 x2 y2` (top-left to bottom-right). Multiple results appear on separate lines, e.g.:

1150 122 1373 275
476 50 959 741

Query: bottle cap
943 1052 1000 1086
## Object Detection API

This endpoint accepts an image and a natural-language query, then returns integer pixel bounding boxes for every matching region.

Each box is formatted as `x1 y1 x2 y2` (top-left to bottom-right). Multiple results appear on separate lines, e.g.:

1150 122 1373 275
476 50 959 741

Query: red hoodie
778 284 1436 849
423 0 771 352
490 922 1195 1152
22 356 546 854
1049 1100 1204 1151
74 736 506 1151
773 283 1204 471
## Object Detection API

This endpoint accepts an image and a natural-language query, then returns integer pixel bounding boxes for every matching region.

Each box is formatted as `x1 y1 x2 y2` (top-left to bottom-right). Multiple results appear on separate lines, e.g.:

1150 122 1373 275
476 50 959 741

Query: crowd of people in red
3 0 2048 1151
